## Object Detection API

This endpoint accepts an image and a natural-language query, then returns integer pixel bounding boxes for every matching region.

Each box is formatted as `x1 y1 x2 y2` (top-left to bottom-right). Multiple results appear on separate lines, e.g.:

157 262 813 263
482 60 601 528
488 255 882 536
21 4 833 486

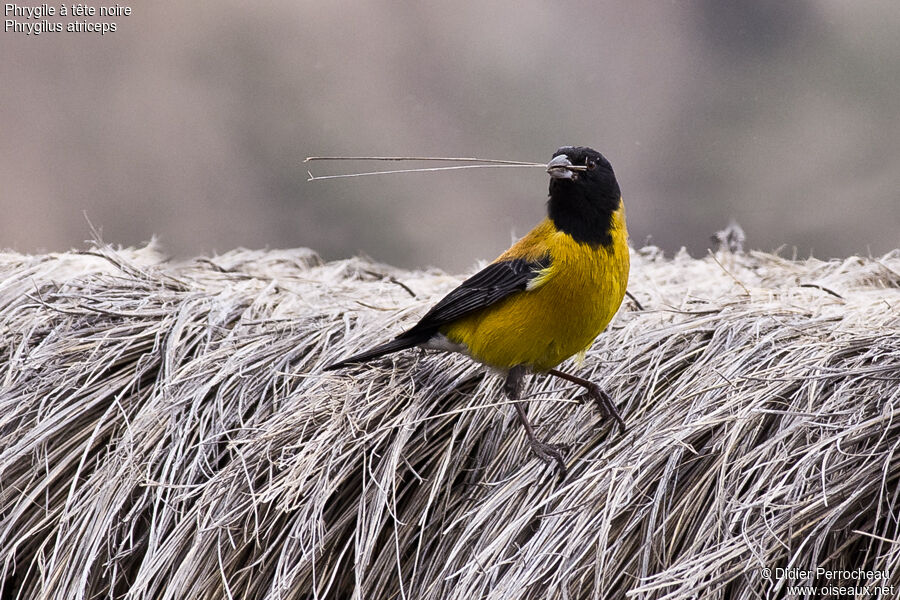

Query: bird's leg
547 368 626 433
504 366 568 477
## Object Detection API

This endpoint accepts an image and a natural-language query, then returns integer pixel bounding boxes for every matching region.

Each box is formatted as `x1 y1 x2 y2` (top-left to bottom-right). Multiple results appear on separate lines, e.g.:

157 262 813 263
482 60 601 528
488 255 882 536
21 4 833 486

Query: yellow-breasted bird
325 146 630 476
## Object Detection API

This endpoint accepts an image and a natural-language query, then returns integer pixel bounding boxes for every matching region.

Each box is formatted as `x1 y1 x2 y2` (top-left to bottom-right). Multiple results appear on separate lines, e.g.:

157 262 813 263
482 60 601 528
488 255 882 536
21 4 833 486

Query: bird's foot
526 437 569 480
577 382 626 433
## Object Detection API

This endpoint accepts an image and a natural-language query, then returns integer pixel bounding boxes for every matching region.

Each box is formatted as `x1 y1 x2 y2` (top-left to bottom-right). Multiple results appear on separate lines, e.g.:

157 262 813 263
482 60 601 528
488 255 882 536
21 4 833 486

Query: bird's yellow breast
441 201 629 372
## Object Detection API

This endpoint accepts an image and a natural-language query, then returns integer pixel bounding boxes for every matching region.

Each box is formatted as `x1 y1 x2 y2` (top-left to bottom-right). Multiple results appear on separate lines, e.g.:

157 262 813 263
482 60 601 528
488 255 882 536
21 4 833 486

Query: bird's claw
527 439 569 480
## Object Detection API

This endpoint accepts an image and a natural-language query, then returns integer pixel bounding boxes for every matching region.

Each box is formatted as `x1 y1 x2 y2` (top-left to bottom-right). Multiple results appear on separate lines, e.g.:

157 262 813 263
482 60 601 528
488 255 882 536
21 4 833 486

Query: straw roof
1 243 898 599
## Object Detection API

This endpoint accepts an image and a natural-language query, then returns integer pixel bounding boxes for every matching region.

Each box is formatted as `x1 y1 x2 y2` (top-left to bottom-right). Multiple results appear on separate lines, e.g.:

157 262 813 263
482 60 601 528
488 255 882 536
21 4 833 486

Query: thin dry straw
3 243 897 599
304 156 546 164
304 155 583 181
306 164 546 181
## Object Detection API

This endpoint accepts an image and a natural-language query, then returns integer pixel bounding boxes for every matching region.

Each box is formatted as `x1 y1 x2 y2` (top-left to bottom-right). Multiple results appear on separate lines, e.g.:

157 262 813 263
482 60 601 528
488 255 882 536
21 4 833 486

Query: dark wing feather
408 254 551 334
323 255 550 370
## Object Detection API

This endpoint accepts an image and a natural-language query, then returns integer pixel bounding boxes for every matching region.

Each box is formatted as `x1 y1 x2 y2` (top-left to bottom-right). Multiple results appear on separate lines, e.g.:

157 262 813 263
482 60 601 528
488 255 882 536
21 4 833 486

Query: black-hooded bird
325 146 630 476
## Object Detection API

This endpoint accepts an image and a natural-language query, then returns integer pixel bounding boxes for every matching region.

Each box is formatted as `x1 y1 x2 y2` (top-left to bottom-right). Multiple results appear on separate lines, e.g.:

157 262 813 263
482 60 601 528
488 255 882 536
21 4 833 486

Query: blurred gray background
2 0 898 271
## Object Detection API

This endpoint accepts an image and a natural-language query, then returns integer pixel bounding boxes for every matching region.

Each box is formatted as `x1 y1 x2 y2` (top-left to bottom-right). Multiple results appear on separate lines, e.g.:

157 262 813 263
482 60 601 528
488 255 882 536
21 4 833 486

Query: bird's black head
546 146 622 247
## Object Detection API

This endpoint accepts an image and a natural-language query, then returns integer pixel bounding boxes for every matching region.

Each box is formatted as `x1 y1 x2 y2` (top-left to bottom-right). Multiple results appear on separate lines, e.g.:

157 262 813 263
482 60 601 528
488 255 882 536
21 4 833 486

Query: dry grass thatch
1 242 899 599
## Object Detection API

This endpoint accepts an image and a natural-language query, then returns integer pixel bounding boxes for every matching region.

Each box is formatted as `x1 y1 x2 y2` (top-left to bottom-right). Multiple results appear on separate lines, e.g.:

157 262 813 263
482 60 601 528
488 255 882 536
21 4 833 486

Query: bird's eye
586 160 596 171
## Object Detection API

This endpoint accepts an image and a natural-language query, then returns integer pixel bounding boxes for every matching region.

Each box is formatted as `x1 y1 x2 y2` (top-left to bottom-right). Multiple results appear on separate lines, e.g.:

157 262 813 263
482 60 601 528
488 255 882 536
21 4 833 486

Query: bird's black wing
408 254 551 334
323 255 550 370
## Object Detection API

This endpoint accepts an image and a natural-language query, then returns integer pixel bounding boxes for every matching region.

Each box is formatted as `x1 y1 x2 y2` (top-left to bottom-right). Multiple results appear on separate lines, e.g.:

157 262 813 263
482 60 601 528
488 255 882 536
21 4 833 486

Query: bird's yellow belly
442 220 629 372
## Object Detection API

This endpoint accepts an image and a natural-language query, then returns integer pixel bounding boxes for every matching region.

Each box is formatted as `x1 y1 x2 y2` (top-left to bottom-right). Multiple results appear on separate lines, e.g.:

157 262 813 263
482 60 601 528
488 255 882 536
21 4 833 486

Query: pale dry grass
1 242 899 599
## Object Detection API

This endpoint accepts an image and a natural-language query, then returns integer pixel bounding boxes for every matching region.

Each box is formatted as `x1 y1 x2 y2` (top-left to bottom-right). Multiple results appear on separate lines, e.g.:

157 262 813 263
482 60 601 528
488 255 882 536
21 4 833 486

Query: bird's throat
547 187 622 248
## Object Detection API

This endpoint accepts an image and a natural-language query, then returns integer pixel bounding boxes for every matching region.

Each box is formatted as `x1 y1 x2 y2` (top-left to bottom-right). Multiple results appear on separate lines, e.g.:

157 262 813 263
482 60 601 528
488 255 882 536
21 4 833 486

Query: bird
325 146 630 477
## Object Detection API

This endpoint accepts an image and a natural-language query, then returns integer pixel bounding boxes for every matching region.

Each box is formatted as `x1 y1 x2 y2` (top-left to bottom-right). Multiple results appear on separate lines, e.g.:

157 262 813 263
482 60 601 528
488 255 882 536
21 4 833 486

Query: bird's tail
323 331 431 371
